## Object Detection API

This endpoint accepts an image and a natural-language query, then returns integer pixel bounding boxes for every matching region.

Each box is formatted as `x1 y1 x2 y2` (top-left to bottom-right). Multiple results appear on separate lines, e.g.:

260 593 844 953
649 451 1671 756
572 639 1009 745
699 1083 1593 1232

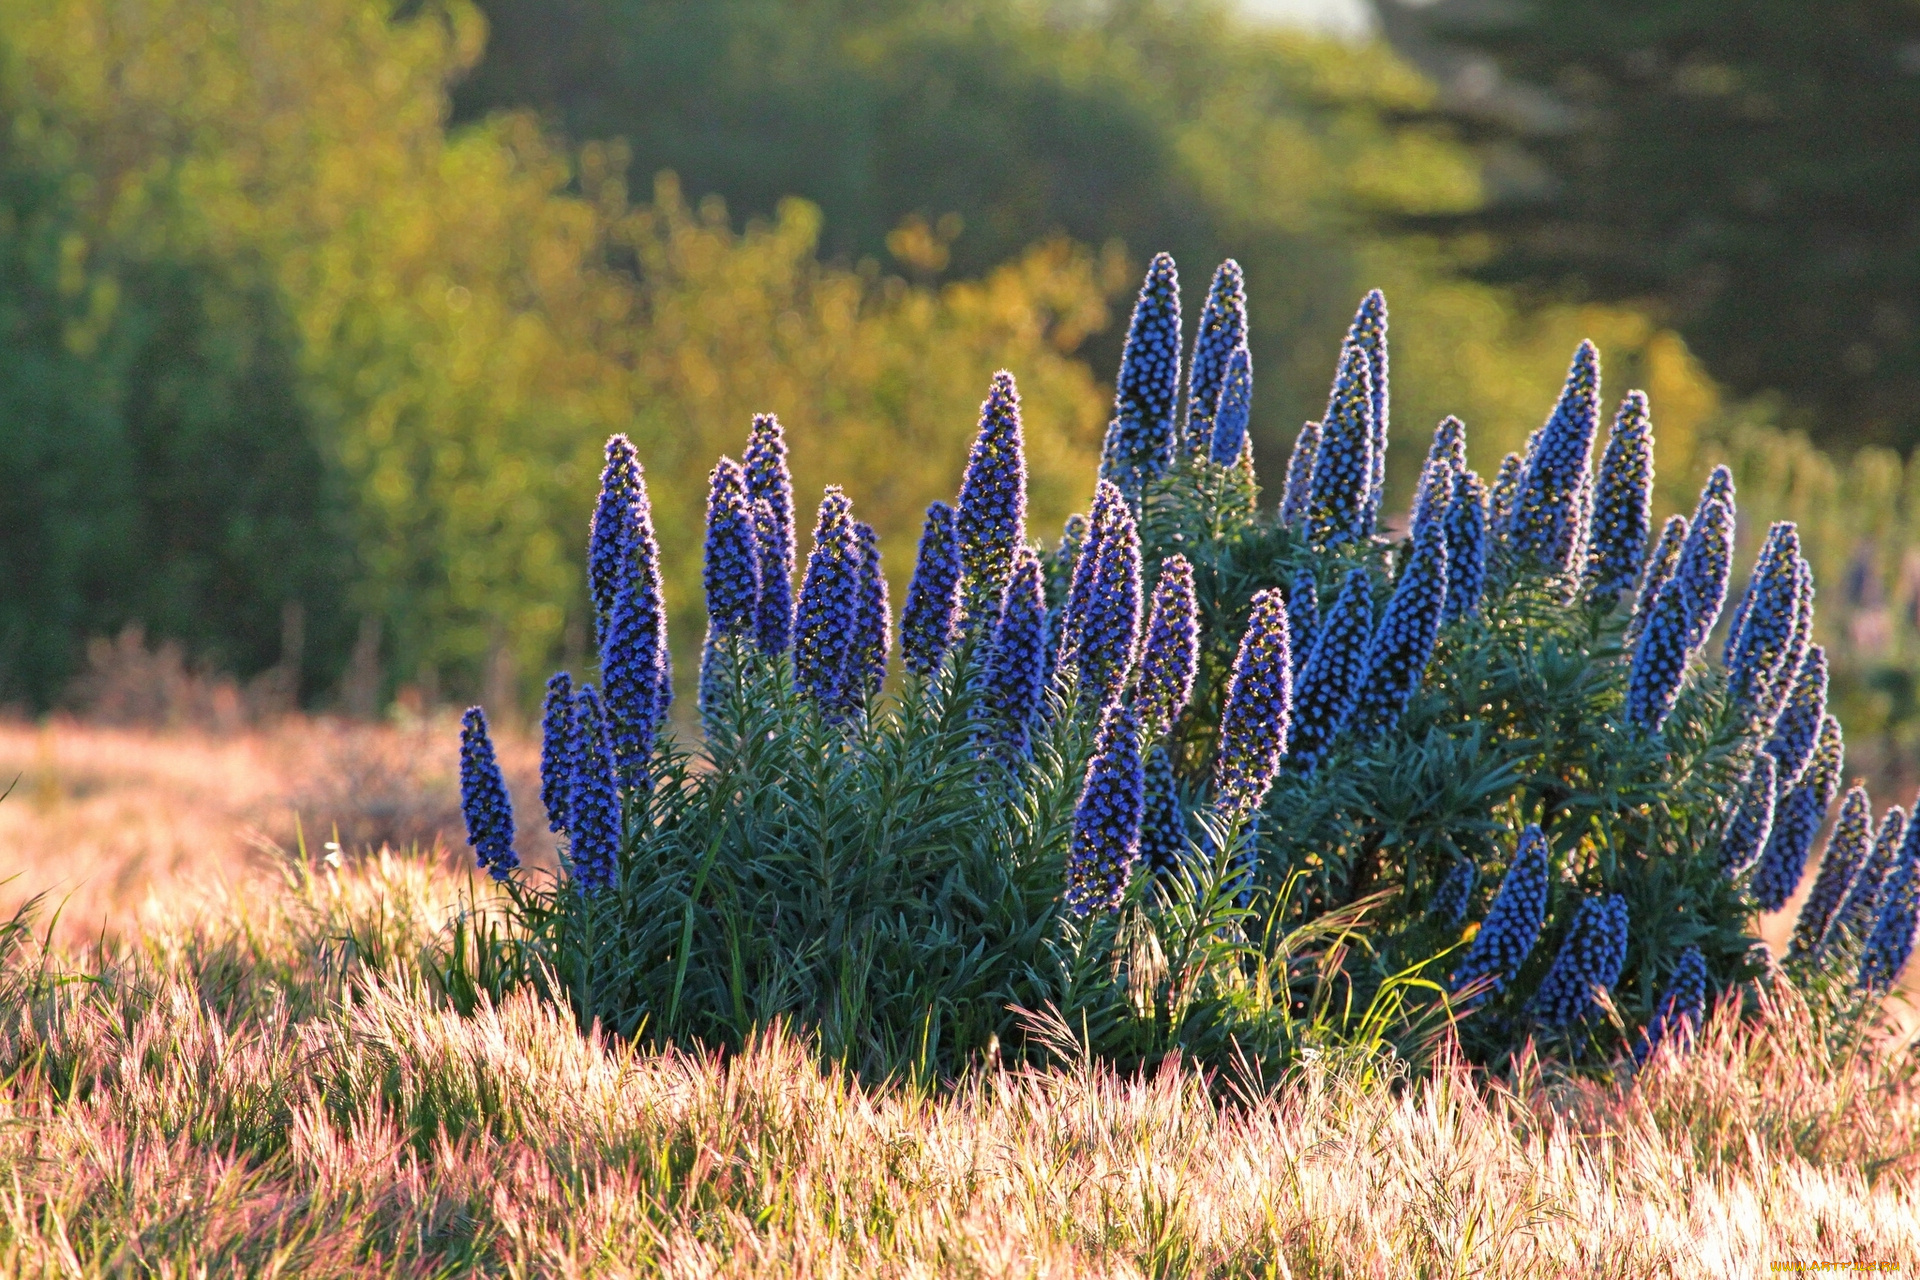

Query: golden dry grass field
0 717 1916 1275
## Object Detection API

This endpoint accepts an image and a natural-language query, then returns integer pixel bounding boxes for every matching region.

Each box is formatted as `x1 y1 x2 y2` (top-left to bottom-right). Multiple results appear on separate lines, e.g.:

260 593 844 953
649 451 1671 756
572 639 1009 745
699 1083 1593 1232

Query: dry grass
0 854 1909 1276
0 723 1916 1274
0 716 553 947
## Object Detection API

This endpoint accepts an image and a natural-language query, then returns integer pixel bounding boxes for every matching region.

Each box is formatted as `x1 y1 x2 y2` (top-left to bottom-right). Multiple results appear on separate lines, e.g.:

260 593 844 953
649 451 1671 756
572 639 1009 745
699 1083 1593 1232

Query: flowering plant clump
457 252 1912 1079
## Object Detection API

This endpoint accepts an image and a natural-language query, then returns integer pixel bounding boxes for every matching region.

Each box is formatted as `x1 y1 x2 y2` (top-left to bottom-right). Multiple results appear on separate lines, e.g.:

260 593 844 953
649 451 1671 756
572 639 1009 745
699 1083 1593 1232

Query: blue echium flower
1834 806 1910 944
1209 346 1254 467
1135 555 1198 738
1350 521 1449 738
1099 254 1182 497
900 501 962 678
1138 744 1188 877
1673 468 1736 653
1487 451 1524 536
1627 514 1689 645
846 521 890 711
1751 715 1844 913
1212 589 1294 822
1724 524 1805 726
1305 344 1375 549
978 549 1048 759
1791 784 1874 959
1287 567 1320 676
702 457 761 642
1066 702 1148 916
1586 390 1654 600
565 684 622 894
1638 946 1708 1064
1859 841 1920 994
1766 644 1829 790
1530 893 1630 1026
1062 481 1125 662
1442 470 1489 624
956 371 1030 623
1041 512 1089 692
538 671 574 834
1186 259 1248 457
589 436 667 789
1429 857 1478 926
1343 290 1390 529
744 414 796 656
1451 824 1553 1000
1412 416 1466 537
1076 497 1143 711
458 707 519 882
1624 550 1699 734
793 487 861 714
1287 567 1374 773
1279 421 1319 529
1505 342 1601 574
1718 752 1778 877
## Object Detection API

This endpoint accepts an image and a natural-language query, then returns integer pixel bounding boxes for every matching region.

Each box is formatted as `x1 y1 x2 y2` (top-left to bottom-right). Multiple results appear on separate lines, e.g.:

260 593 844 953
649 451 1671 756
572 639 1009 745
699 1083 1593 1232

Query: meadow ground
0 718 1917 1275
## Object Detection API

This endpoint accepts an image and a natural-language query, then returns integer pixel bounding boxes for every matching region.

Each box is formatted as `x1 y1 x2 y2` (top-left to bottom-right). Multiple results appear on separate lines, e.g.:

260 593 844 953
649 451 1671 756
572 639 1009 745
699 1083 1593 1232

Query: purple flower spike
1136 555 1198 739
539 671 574 834
978 549 1048 760
1287 567 1374 774
1213 589 1294 822
1718 752 1778 878
1506 341 1601 575
793 488 861 715
1305 344 1375 549
1751 715 1844 912
846 520 890 711
1100 254 1182 496
1791 784 1874 960
744 414 796 656
703 457 761 642
1835 806 1909 943
1208 346 1254 467
1351 518 1449 738
1587 391 1654 601
1287 567 1320 676
1638 946 1709 1064
1451 824 1553 1001
1076 496 1143 712
1344 290 1390 529
956 372 1030 623
901 501 962 678
1627 514 1689 645
566 684 622 894
589 435 667 791
1860 838 1920 994
1066 702 1147 916
1280 421 1319 529
1186 259 1248 457
1443 470 1489 623
1530 893 1630 1026
458 707 518 882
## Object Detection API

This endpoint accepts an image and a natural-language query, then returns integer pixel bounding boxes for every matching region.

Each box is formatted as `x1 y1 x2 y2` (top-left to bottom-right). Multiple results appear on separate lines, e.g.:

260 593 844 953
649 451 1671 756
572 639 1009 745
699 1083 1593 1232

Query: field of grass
0 720 1916 1275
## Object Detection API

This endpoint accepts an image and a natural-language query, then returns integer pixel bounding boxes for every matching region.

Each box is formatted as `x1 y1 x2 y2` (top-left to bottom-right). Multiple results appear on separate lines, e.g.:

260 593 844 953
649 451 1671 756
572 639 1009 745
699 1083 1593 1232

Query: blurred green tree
1380 0 1920 452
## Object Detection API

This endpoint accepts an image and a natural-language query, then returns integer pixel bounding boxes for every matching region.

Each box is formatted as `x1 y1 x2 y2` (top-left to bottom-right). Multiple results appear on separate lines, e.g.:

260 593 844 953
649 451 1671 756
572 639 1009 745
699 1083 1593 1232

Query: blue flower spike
1136 555 1199 739
1100 254 1182 497
458 707 519 882
744 414 796 656
901 501 963 678
956 371 1030 624
1451 825 1553 1002
1066 701 1148 916
1213 588 1294 823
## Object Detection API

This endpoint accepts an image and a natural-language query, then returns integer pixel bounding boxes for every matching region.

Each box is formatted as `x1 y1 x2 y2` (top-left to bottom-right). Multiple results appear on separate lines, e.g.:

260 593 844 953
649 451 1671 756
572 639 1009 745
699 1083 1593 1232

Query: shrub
460 256 1912 1080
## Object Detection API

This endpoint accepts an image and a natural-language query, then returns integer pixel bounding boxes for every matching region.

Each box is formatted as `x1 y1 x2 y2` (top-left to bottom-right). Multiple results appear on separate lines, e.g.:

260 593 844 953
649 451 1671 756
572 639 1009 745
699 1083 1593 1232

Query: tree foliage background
0 0 1907 735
